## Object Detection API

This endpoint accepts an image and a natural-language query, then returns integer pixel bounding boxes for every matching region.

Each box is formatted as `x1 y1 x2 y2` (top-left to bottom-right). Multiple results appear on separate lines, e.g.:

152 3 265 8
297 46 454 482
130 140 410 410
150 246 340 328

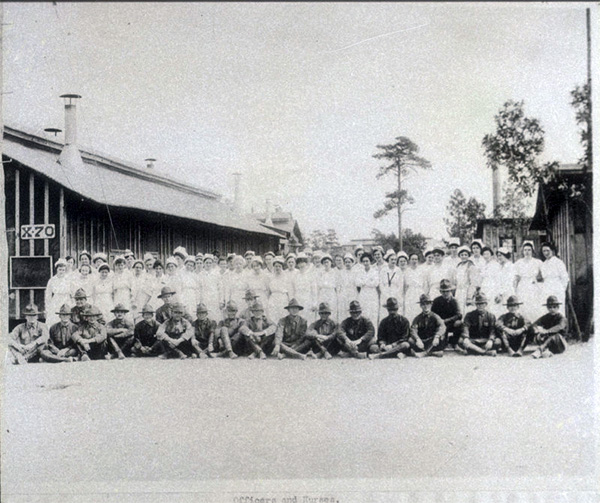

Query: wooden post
14 169 20 318
29 173 34 305
59 188 66 257
0 1 7 342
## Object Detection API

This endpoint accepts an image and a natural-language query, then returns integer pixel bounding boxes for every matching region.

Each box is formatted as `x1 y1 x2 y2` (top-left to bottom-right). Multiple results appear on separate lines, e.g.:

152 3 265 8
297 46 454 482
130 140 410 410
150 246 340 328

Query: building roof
251 211 303 241
3 126 280 237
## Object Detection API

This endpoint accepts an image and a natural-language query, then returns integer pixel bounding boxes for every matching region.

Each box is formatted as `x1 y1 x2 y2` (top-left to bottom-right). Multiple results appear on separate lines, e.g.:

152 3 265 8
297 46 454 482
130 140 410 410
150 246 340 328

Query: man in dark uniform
530 295 568 359
71 306 108 361
409 294 446 357
41 303 78 362
431 279 462 348
273 298 308 360
71 288 105 326
191 302 238 359
8 304 49 364
239 289 260 322
337 301 375 359
457 293 500 356
156 302 194 359
239 301 277 359
496 295 532 357
155 286 193 324
106 303 135 359
217 301 247 357
299 302 340 359
369 297 411 359
132 304 163 357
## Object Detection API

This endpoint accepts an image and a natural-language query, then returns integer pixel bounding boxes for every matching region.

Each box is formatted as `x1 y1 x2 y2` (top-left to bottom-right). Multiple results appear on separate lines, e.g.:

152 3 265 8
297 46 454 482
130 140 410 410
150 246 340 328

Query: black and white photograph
0 2 598 502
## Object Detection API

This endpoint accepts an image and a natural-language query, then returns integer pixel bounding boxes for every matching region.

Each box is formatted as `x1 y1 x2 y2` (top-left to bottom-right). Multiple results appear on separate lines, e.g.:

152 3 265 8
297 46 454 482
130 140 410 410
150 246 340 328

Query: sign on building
20 224 56 240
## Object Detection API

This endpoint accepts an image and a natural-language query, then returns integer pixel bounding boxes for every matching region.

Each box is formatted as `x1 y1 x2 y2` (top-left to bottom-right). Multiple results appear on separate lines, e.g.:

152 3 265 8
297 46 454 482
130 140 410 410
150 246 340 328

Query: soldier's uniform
71 308 108 360
41 305 78 362
71 288 105 326
156 314 195 359
338 301 376 358
239 303 277 358
8 305 49 364
496 296 532 354
459 294 500 356
409 308 446 355
531 296 568 357
132 304 162 357
371 298 411 359
217 303 248 356
302 307 340 358
155 303 194 324
431 280 463 347
106 304 136 358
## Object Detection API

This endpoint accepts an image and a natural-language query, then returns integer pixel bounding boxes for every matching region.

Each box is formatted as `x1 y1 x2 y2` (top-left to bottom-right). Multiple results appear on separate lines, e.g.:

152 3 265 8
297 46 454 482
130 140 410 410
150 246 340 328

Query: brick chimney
58 94 84 169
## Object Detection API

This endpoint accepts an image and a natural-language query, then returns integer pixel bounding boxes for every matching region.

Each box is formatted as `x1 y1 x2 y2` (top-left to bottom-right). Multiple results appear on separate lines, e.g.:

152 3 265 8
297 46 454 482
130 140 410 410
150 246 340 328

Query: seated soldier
240 301 277 359
457 293 500 356
8 304 49 364
337 301 375 359
299 302 340 359
190 302 236 359
106 303 135 359
156 302 195 359
217 301 248 357
40 303 78 363
369 297 411 359
71 306 108 361
409 294 446 358
531 296 568 359
132 304 163 357
273 298 308 360
240 289 260 322
496 295 532 357
71 288 105 326
431 279 462 348
155 287 193 324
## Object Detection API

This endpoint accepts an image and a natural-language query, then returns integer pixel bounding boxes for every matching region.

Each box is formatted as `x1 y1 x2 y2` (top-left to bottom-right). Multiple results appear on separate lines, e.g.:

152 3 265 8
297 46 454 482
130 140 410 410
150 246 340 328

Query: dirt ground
1 343 597 501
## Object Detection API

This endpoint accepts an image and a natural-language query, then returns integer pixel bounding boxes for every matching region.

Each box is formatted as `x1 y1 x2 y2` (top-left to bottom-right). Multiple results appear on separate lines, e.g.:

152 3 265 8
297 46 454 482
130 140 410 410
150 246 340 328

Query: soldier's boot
81 353 91 362
39 350 72 363
429 350 444 358
541 349 554 358
280 344 306 360
174 348 187 359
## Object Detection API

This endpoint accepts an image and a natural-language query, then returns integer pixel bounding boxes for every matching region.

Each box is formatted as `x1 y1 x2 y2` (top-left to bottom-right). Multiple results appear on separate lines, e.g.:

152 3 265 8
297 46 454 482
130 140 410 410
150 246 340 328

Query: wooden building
529 164 593 339
3 124 280 323
475 218 545 259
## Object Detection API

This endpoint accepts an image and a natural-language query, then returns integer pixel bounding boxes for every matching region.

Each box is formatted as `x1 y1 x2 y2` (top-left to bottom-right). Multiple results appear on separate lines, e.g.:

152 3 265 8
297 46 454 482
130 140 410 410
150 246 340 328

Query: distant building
250 207 304 255
475 218 545 259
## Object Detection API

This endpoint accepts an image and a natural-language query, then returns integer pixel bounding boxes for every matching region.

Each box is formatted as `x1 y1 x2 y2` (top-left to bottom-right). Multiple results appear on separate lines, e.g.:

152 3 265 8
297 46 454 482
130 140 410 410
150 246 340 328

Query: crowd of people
8 238 571 363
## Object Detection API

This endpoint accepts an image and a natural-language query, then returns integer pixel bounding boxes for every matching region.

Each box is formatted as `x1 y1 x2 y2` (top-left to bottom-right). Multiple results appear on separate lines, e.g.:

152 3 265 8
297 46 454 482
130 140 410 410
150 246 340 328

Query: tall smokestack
492 167 501 213
232 172 242 213
58 94 84 169
264 198 273 226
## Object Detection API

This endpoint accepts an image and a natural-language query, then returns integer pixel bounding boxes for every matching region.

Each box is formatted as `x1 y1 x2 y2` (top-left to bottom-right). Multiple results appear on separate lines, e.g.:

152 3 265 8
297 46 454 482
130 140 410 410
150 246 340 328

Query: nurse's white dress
337 269 358 321
316 269 338 321
379 266 404 313
540 256 569 316
267 273 293 323
45 274 73 326
514 257 544 322
404 266 425 323
93 276 115 322
354 266 380 327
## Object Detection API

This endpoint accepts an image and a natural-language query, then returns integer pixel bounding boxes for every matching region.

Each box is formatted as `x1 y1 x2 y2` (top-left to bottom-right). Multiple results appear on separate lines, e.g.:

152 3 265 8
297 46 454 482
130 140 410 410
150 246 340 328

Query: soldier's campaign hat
79 250 92 260
244 250 256 258
141 304 155 314
543 295 562 306
173 246 188 259
92 252 108 263
263 251 276 259
396 251 409 261
132 259 145 269
226 300 239 312
382 297 399 310
447 237 461 247
111 303 130 313
318 302 332 314
457 245 472 256
349 300 362 313
123 249 135 258
82 306 102 317
171 302 185 313
343 253 355 263
54 258 68 268
439 279 453 292
184 255 196 265
22 304 41 316
474 293 488 304
418 294 433 304
157 286 176 298
244 289 259 300
113 255 127 265
504 295 522 306
285 298 304 311
196 302 209 313
273 256 285 266
497 246 512 258
320 253 333 264
56 303 72 315
423 247 434 257
98 263 110 273
384 249 396 261
73 288 88 299
250 301 265 312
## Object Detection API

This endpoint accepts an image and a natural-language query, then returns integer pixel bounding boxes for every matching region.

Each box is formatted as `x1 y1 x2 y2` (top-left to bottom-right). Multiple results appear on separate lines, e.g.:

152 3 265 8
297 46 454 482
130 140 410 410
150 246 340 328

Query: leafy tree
570 83 591 171
306 228 340 251
443 189 487 244
373 137 431 249
371 228 427 257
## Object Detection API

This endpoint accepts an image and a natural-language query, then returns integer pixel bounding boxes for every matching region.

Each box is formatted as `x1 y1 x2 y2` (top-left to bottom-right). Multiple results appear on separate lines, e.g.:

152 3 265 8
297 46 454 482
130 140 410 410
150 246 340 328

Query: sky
3 2 591 243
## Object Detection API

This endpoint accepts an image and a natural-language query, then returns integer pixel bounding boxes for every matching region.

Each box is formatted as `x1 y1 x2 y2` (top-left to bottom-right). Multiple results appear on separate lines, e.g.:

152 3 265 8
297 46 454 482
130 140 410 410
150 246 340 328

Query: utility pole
0 2 8 351
586 7 592 173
